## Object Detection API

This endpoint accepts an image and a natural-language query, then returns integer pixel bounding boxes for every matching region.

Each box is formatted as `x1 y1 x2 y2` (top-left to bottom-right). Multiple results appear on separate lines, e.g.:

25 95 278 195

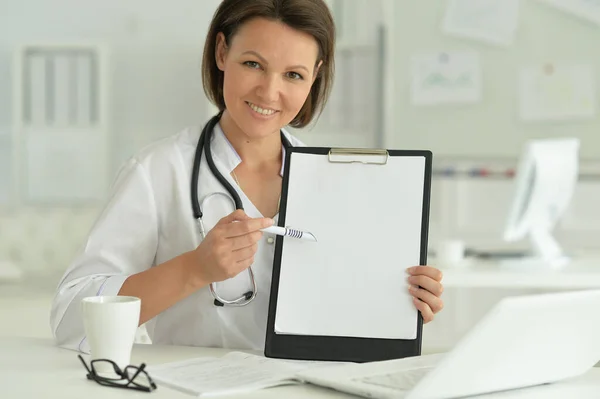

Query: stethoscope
191 111 292 307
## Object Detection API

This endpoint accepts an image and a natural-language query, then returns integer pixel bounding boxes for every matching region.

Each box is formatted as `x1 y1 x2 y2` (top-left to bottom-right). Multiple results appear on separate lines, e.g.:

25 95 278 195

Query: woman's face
216 17 321 139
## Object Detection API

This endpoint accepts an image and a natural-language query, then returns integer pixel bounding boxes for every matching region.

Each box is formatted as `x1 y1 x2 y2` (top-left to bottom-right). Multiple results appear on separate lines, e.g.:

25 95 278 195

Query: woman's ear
215 32 228 71
312 60 324 83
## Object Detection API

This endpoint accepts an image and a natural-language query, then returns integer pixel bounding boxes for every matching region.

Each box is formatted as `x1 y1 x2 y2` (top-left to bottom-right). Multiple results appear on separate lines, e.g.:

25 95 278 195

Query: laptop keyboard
356 367 433 391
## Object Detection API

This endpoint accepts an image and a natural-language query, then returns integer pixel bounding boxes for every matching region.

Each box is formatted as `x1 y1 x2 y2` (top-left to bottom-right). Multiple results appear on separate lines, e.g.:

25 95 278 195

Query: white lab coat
50 122 304 352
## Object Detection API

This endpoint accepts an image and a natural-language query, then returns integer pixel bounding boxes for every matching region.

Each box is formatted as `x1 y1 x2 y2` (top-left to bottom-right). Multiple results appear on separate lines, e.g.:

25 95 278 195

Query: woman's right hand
188 209 274 286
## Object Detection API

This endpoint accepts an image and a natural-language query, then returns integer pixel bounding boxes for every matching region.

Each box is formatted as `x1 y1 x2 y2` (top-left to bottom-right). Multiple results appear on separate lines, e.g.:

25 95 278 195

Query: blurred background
1 0 600 353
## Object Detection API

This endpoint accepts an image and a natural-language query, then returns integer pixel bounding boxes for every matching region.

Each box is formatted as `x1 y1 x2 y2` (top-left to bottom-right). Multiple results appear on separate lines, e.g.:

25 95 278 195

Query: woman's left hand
406 265 444 323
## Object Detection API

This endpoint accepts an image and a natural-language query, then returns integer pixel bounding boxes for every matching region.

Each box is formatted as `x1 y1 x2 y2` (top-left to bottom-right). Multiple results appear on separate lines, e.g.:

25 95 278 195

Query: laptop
294 290 600 399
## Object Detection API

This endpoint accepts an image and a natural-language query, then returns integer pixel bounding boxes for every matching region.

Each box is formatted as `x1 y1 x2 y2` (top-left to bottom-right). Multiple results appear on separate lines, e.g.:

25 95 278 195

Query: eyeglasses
78 354 157 393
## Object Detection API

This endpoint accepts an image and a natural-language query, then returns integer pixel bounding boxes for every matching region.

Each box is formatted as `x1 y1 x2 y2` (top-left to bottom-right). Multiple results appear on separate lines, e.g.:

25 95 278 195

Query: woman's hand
406 265 444 323
189 209 273 286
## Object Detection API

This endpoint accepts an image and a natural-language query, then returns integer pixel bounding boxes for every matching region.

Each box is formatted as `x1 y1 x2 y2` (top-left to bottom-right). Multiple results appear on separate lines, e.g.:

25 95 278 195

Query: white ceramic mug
437 239 466 265
81 296 141 373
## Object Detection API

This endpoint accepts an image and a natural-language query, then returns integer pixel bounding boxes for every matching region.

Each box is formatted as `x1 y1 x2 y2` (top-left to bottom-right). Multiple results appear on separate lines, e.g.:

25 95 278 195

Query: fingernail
406 266 416 273
408 285 416 292
266 218 274 226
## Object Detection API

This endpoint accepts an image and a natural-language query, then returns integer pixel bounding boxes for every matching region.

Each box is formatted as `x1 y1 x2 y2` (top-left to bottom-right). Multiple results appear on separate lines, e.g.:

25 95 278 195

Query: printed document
518 63 596 121
442 0 520 46
148 352 339 396
410 52 482 106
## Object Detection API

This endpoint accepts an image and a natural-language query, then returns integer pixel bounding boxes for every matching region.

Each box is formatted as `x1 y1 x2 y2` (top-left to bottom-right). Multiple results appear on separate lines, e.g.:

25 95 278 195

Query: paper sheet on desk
148 352 341 397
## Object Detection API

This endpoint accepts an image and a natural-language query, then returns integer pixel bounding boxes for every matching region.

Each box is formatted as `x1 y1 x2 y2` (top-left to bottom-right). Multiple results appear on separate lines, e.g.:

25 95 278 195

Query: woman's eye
244 61 261 69
287 72 303 80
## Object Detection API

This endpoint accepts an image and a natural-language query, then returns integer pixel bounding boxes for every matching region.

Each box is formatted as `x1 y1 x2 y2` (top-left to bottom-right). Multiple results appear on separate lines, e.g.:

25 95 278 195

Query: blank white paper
148 352 326 396
411 52 482 106
274 153 425 340
518 64 596 121
442 0 520 46
535 0 600 26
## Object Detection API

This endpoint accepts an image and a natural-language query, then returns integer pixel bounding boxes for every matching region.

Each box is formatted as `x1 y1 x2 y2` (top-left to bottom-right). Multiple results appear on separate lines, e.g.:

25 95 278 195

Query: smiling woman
50 0 444 352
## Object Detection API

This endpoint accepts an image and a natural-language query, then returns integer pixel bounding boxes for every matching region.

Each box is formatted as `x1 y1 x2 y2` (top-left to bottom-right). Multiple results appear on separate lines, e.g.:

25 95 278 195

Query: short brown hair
201 0 335 128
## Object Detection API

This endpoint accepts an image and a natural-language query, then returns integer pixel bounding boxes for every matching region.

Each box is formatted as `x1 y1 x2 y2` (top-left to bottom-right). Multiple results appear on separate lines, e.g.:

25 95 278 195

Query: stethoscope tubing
191 112 292 306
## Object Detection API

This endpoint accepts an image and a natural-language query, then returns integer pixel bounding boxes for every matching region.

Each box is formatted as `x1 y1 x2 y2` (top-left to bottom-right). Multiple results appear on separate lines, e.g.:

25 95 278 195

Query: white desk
2 337 600 398
438 256 600 289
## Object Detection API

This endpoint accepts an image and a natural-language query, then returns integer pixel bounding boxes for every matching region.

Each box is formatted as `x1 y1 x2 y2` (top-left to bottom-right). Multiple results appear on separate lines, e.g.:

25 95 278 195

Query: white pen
261 226 318 242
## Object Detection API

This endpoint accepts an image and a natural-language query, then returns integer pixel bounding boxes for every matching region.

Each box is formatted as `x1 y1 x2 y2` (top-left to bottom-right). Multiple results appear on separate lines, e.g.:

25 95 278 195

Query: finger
217 209 249 225
406 265 443 282
232 244 258 262
407 275 444 297
412 297 435 323
229 232 263 251
224 217 273 238
409 285 444 314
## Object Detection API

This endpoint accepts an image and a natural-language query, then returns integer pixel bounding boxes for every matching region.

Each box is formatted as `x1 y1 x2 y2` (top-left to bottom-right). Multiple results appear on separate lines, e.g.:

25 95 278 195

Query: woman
51 0 444 351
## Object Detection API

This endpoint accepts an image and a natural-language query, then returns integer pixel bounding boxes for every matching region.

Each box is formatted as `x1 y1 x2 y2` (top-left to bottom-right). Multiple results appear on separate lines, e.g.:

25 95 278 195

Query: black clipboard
265 147 433 363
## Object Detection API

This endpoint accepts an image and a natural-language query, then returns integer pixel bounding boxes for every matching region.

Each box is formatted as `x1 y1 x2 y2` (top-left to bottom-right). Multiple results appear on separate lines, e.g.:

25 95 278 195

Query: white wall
0 0 221 167
2 0 600 271
0 0 223 275
386 0 600 159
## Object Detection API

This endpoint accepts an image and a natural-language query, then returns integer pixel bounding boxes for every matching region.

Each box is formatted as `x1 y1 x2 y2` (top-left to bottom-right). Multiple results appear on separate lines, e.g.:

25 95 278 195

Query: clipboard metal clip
328 148 389 165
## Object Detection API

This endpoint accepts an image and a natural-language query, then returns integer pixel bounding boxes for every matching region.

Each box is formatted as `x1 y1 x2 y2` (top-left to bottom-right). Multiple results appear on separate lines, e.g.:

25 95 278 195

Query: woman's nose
256 74 280 104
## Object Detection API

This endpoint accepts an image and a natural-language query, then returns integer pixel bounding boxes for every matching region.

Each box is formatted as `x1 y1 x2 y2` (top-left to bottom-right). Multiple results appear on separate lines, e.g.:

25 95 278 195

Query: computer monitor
502 138 580 269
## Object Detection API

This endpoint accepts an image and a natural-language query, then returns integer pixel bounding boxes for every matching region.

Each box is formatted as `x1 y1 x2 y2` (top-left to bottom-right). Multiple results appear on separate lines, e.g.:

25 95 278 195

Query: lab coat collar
211 123 286 177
